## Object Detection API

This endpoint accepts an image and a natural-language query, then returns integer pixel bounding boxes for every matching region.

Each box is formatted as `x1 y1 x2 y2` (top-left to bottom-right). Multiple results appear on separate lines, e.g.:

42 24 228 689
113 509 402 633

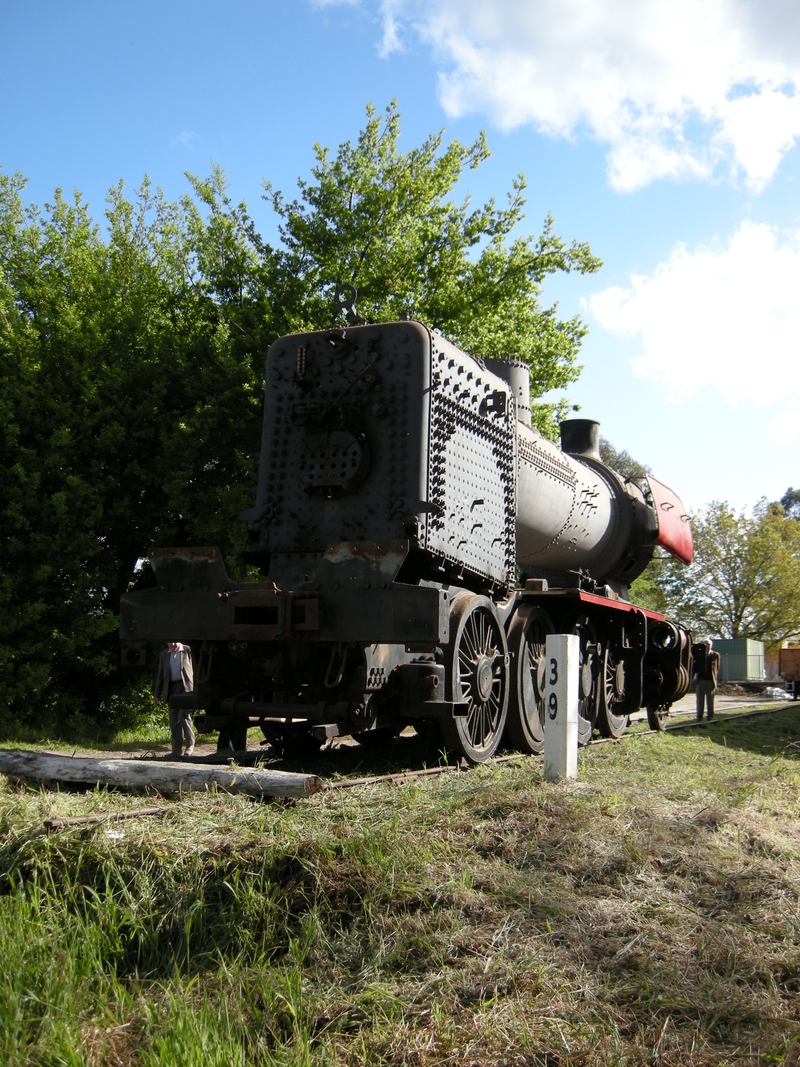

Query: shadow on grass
271 730 456 779
670 705 800 761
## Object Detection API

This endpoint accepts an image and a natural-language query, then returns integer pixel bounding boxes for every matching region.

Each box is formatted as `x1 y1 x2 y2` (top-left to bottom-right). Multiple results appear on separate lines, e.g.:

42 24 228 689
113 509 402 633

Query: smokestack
560 419 601 462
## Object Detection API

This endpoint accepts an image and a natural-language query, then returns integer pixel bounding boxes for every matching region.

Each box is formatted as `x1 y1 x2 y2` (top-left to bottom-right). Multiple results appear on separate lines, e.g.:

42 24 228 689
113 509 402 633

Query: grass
1 708 800 1064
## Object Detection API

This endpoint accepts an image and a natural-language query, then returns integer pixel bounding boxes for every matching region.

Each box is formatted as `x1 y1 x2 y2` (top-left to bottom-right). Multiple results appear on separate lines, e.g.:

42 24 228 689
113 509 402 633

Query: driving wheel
598 647 630 739
504 605 553 754
440 594 509 763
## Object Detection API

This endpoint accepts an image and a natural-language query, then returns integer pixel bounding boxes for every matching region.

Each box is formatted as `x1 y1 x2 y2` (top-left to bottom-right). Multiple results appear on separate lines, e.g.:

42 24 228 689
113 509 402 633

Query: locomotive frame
121 314 693 762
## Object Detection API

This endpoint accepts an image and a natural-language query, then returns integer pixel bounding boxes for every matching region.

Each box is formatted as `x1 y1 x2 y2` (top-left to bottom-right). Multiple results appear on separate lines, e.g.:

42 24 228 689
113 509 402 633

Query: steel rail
324 701 795 792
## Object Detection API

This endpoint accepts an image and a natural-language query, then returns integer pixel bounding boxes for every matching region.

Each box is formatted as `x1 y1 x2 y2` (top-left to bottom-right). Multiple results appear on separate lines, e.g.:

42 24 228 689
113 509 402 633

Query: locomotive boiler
121 312 694 761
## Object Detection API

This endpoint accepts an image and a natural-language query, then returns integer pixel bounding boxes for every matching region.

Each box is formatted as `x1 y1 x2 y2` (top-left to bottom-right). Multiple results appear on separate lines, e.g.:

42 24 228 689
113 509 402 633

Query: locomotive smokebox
560 418 601 462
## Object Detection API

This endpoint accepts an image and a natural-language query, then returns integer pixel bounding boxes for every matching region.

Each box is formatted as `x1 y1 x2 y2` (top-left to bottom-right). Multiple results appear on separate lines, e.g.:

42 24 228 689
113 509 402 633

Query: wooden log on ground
0 750 325 799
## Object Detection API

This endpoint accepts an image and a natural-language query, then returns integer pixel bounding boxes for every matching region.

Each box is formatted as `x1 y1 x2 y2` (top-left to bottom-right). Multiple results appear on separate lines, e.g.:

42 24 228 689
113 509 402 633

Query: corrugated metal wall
712 638 765 681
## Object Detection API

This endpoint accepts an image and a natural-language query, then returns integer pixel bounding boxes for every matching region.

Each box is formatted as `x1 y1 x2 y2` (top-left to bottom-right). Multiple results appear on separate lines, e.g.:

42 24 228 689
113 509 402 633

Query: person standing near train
695 638 720 721
154 641 195 757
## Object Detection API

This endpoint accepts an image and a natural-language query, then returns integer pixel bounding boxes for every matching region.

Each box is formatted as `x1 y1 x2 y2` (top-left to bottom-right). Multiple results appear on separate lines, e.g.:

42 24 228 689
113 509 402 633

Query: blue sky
3 0 800 512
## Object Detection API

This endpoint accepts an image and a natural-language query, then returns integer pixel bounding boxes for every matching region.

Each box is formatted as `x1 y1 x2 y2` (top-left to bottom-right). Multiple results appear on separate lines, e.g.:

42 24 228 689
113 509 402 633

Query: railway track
28 702 791 830
324 700 795 792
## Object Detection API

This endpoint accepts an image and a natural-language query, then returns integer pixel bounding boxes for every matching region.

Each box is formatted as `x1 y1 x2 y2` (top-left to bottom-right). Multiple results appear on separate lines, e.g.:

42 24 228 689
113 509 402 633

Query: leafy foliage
0 173 265 726
780 486 800 519
660 500 800 642
629 557 669 614
265 102 601 435
0 103 599 729
599 436 651 488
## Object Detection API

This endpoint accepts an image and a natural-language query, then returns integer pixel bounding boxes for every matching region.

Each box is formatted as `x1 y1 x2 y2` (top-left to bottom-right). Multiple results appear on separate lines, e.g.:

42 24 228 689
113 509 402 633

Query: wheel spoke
465 630 479 663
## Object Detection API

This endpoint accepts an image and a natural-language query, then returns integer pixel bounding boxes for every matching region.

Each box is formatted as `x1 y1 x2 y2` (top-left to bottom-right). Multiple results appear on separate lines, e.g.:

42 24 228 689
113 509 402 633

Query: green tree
660 500 800 641
629 557 669 614
780 487 800 519
0 174 264 729
0 103 600 731
599 436 650 488
264 102 601 436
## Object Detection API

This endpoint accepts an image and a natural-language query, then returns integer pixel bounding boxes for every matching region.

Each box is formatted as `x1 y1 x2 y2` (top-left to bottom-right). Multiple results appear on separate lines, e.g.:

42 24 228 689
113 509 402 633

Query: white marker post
543 633 579 781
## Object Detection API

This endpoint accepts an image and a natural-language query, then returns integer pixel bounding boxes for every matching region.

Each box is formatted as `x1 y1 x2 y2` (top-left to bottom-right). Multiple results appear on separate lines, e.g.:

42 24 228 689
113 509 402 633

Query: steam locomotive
121 307 694 762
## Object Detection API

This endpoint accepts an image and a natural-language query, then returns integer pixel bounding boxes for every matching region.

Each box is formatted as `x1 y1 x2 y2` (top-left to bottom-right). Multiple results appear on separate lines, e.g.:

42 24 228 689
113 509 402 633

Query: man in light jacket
154 641 195 757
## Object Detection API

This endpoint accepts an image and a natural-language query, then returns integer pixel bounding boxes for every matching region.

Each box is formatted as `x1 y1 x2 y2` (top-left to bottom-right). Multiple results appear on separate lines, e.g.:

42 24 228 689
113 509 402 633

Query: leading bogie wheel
646 705 669 731
504 605 554 754
440 594 510 763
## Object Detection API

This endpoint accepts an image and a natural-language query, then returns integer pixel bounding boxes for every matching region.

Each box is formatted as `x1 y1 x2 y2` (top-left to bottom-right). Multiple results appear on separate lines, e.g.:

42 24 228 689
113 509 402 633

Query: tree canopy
599 437 651 489
0 102 600 731
264 102 600 433
0 175 266 728
780 487 800 520
598 446 800 637
659 500 800 643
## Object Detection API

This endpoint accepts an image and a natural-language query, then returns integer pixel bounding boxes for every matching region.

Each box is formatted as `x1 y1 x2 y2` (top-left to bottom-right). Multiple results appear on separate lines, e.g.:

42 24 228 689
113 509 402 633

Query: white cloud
587 221 800 437
317 0 800 192
171 130 199 150
378 4 402 58
766 407 800 445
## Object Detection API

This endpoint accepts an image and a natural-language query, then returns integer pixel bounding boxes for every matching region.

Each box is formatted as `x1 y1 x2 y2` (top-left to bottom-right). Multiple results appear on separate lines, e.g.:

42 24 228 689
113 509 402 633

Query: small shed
713 638 765 681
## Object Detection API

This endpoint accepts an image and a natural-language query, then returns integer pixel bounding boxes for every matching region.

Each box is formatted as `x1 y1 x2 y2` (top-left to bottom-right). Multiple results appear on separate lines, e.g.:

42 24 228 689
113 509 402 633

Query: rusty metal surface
779 648 800 682
316 540 409 587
